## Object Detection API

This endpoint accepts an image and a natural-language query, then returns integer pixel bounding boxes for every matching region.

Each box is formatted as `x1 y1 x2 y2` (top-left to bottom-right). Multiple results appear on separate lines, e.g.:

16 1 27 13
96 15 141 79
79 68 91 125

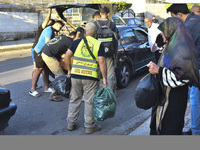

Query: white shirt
147 23 161 52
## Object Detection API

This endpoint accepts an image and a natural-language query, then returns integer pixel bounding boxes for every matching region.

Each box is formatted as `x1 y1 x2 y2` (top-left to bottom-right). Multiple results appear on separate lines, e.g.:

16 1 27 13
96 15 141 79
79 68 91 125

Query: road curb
107 109 151 135
0 44 33 53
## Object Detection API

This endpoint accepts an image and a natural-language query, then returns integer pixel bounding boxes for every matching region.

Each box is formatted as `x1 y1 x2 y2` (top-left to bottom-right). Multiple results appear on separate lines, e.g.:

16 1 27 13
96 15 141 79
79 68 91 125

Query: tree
90 0 132 12
115 1 132 12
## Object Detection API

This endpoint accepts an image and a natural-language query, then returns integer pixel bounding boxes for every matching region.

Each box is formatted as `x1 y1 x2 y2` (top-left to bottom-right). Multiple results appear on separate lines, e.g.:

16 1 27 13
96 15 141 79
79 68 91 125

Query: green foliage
89 0 132 12
115 1 132 11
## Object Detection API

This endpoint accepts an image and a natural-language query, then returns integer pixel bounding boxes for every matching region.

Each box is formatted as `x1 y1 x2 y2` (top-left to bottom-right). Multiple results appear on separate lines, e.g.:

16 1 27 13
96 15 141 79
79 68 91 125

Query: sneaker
85 124 101 134
67 124 75 131
43 87 54 93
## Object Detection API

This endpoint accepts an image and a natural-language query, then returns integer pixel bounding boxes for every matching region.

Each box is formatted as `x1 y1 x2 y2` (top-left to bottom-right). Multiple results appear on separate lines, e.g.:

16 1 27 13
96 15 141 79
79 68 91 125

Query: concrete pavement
0 38 34 53
129 103 191 135
0 38 192 135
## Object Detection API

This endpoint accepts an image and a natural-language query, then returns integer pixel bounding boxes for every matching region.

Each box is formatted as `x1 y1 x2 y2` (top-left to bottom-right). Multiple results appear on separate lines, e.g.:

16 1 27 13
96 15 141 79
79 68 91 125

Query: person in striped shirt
147 17 199 135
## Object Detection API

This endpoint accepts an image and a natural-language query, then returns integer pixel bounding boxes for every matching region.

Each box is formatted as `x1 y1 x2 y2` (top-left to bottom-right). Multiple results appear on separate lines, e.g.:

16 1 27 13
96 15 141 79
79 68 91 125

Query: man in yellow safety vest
64 22 107 134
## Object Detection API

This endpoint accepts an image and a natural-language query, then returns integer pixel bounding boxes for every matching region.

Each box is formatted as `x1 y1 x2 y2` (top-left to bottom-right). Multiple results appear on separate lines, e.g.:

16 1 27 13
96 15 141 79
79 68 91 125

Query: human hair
92 11 100 18
69 31 77 37
191 5 200 12
47 19 55 27
100 6 110 14
84 22 97 36
55 20 65 27
166 4 190 15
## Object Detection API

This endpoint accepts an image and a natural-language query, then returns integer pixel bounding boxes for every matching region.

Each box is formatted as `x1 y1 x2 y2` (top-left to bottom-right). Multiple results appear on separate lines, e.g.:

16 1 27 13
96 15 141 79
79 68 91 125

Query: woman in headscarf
147 17 199 135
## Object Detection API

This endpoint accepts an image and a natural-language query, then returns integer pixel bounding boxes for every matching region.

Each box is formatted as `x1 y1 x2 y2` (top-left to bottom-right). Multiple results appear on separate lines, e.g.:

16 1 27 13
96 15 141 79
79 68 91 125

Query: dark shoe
49 91 63 102
49 95 63 102
182 129 192 135
85 124 101 134
67 124 75 131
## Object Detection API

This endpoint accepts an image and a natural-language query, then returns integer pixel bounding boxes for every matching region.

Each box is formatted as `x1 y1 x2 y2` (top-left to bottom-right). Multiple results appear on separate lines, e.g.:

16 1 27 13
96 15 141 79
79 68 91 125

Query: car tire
116 62 131 88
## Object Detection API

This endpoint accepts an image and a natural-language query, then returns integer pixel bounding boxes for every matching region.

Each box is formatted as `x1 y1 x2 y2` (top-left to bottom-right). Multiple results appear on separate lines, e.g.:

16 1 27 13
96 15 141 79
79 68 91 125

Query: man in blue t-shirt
31 8 55 90
29 20 64 98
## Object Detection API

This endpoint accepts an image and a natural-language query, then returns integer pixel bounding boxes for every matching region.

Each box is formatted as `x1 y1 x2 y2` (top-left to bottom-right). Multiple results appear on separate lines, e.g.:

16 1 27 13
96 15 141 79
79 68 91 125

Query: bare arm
74 31 81 40
64 49 73 77
98 56 107 87
41 8 52 29
152 43 156 52
141 36 148 44
147 61 189 88
45 38 51 43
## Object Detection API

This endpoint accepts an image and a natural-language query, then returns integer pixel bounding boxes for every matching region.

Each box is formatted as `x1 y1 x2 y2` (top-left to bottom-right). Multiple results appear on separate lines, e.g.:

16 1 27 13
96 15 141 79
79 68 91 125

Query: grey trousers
100 57 117 96
67 78 99 128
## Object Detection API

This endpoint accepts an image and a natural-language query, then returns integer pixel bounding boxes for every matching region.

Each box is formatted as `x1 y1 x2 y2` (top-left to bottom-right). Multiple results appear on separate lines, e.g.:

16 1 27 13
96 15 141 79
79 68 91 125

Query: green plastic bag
93 87 117 122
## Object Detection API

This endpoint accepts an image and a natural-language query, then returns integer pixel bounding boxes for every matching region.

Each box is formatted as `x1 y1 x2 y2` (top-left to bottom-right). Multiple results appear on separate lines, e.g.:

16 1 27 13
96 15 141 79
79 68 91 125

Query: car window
113 18 124 26
134 30 147 42
125 19 135 25
134 18 143 25
120 28 138 45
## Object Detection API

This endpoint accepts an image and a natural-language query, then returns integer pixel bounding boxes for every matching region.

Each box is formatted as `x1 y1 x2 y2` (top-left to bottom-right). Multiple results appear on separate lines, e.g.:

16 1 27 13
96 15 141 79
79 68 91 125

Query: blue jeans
190 85 200 135
31 48 35 62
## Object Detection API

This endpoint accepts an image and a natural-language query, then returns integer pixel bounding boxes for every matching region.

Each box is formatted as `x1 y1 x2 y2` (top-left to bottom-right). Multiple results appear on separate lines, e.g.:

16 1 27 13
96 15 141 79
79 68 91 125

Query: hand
147 61 159 74
67 70 71 77
102 78 107 87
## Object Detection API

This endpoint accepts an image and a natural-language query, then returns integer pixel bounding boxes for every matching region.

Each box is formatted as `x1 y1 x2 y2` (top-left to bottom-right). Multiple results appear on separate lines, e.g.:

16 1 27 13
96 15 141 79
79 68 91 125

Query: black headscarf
158 17 200 88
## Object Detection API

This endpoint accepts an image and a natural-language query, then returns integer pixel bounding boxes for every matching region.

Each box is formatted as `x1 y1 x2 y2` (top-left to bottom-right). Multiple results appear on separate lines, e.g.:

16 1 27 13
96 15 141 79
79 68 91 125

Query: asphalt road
0 49 150 135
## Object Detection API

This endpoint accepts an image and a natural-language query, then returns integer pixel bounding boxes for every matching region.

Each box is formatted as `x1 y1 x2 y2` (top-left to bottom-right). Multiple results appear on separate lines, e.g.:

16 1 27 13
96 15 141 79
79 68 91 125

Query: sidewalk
0 38 34 52
129 103 191 135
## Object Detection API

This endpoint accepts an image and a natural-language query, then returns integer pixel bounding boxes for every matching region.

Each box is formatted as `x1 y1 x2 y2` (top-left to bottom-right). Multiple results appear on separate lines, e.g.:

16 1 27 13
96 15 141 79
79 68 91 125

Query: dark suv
0 85 17 131
116 26 155 88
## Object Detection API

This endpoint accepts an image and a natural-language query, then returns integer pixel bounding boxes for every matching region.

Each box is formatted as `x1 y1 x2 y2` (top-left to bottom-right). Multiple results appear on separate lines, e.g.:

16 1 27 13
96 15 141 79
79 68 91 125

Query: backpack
96 20 115 57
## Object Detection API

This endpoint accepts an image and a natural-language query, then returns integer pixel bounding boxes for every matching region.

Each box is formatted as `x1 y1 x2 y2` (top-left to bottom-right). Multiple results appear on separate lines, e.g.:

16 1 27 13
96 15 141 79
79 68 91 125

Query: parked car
112 14 126 27
116 26 155 88
122 17 147 31
112 14 147 31
0 85 17 131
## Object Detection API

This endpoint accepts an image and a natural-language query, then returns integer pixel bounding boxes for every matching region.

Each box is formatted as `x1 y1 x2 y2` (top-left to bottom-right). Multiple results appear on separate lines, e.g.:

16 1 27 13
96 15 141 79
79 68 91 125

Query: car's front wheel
116 62 131 88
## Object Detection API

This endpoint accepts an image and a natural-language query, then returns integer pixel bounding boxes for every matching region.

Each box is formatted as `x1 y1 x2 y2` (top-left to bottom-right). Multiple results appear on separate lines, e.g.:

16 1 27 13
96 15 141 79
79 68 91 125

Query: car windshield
124 18 143 25
113 18 124 26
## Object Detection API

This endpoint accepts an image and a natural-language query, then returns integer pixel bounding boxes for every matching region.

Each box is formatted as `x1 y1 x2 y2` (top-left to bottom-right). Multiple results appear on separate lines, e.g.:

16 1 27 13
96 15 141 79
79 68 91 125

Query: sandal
29 91 41 97
43 87 54 93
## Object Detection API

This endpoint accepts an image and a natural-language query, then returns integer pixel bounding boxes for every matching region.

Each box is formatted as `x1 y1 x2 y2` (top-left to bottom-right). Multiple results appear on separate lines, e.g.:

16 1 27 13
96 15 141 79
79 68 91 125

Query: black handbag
135 73 160 110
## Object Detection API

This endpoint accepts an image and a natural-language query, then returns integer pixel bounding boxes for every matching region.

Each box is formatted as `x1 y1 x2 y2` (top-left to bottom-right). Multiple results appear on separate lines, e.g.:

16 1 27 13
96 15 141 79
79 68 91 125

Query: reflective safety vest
71 36 101 79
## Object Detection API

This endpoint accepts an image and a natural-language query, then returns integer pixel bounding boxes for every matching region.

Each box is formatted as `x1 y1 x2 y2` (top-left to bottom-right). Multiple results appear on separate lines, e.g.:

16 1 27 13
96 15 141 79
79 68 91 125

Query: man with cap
74 21 87 40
